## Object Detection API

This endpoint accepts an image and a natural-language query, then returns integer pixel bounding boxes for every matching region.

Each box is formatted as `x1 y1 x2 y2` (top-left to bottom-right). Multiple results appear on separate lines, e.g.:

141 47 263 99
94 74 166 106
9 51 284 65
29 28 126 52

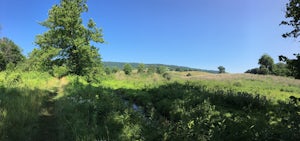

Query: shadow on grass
110 82 300 140
0 86 60 141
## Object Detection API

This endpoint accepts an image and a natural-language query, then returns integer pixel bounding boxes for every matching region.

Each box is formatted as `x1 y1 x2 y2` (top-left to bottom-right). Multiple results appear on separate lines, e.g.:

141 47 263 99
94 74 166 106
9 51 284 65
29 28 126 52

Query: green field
0 70 299 141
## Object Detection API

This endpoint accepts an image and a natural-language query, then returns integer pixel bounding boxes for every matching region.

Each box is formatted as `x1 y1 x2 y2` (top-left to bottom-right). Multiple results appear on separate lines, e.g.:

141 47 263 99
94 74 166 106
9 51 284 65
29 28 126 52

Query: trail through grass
35 77 68 141
1 71 299 140
35 91 58 141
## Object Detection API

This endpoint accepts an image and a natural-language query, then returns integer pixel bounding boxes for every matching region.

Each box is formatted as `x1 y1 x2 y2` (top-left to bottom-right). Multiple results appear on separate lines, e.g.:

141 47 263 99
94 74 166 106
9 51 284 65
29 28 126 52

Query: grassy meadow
0 70 300 140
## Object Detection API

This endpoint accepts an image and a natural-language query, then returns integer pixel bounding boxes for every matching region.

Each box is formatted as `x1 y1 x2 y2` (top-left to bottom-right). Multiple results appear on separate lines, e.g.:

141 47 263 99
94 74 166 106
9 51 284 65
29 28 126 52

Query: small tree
258 54 274 73
123 64 132 75
218 66 225 73
137 63 145 73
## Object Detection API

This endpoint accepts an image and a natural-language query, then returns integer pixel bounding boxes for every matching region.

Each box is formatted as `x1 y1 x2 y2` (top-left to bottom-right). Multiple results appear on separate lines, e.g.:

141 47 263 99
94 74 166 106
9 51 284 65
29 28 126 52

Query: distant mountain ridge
103 61 218 74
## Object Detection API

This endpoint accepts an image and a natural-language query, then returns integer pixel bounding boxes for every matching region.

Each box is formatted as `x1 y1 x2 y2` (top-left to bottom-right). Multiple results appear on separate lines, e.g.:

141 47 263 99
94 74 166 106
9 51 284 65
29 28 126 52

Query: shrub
105 67 111 75
52 65 68 78
163 73 172 80
123 64 132 75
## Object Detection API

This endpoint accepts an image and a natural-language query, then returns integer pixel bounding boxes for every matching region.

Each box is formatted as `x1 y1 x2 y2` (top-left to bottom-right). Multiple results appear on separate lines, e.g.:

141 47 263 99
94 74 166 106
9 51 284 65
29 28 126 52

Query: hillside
103 61 218 73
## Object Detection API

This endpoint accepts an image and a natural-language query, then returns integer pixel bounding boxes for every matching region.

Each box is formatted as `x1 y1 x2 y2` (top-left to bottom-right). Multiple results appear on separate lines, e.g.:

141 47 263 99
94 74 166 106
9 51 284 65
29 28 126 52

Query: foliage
258 54 274 73
279 54 300 79
246 54 291 77
258 65 269 75
103 61 218 74
34 0 104 75
0 71 54 140
162 72 171 80
273 62 291 76
111 66 119 73
123 64 132 75
156 66 167 74
218 66 225 73
52 65 68 78
137 63 145 73
280 0 300 79
1 71 300 140
147 65 156 74
245 68 260 74
0 37 24 71
104 67 111 75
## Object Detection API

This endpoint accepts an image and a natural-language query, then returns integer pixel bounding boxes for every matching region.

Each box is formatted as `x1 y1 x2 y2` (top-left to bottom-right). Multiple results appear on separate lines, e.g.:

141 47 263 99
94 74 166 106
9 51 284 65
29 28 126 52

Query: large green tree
0 37 24 70
281 0 300 79
35 0 104 75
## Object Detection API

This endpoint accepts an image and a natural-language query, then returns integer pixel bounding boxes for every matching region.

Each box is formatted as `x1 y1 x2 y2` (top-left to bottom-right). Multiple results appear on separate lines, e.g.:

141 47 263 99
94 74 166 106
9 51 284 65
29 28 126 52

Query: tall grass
0 71 54 141
0 71 299 140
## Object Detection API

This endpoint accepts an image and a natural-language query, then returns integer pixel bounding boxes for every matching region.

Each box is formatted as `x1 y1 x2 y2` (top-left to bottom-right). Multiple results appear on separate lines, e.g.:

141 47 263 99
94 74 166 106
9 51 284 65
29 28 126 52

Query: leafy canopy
35 0 104 75
218 66 225 73
0 37 24 71
258 54 274 72
280 0 300 79
123 64 132 75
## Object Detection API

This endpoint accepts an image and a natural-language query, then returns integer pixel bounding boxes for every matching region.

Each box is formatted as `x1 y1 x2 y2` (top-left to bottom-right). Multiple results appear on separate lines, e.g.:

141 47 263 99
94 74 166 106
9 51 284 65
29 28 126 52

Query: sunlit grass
0 70 299 140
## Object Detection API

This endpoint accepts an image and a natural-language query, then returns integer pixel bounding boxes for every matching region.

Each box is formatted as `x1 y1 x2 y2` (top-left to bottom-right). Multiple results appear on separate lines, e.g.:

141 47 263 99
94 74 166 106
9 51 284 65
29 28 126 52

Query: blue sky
0 0 299 73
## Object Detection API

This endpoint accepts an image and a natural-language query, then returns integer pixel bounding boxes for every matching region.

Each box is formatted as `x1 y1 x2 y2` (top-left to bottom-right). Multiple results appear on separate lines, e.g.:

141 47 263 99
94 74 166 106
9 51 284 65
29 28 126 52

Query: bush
105 67 111 75
137 63 145 73
163 73 172 80
147 66 156 74
123 64 132 75
52 65 68 78
186 73 192 77
112 67 119 73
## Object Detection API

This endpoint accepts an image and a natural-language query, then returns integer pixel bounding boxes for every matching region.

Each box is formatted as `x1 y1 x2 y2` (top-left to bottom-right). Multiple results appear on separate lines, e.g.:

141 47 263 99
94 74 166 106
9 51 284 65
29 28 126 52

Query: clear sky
0 0 299 73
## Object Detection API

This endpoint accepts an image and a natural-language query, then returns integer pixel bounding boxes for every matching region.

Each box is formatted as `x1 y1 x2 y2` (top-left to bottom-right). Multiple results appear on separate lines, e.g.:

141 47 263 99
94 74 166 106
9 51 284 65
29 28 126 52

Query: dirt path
34 77 68 141
34 91 59 141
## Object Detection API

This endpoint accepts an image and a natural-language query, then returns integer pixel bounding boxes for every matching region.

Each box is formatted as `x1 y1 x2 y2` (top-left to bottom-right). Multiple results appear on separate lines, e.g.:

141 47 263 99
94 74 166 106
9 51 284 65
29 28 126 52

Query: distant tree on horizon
218 66 225 73
123 64 132 75
258 54 274 74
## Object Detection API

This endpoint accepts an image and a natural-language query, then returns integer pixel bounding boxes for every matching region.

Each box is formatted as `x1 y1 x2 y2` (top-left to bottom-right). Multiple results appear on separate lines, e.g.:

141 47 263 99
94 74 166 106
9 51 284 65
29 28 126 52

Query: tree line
245 54 291 77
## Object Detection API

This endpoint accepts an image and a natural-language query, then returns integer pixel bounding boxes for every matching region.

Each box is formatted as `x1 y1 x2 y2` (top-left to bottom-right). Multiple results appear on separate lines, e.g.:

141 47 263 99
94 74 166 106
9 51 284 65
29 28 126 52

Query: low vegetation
1 70 299 140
